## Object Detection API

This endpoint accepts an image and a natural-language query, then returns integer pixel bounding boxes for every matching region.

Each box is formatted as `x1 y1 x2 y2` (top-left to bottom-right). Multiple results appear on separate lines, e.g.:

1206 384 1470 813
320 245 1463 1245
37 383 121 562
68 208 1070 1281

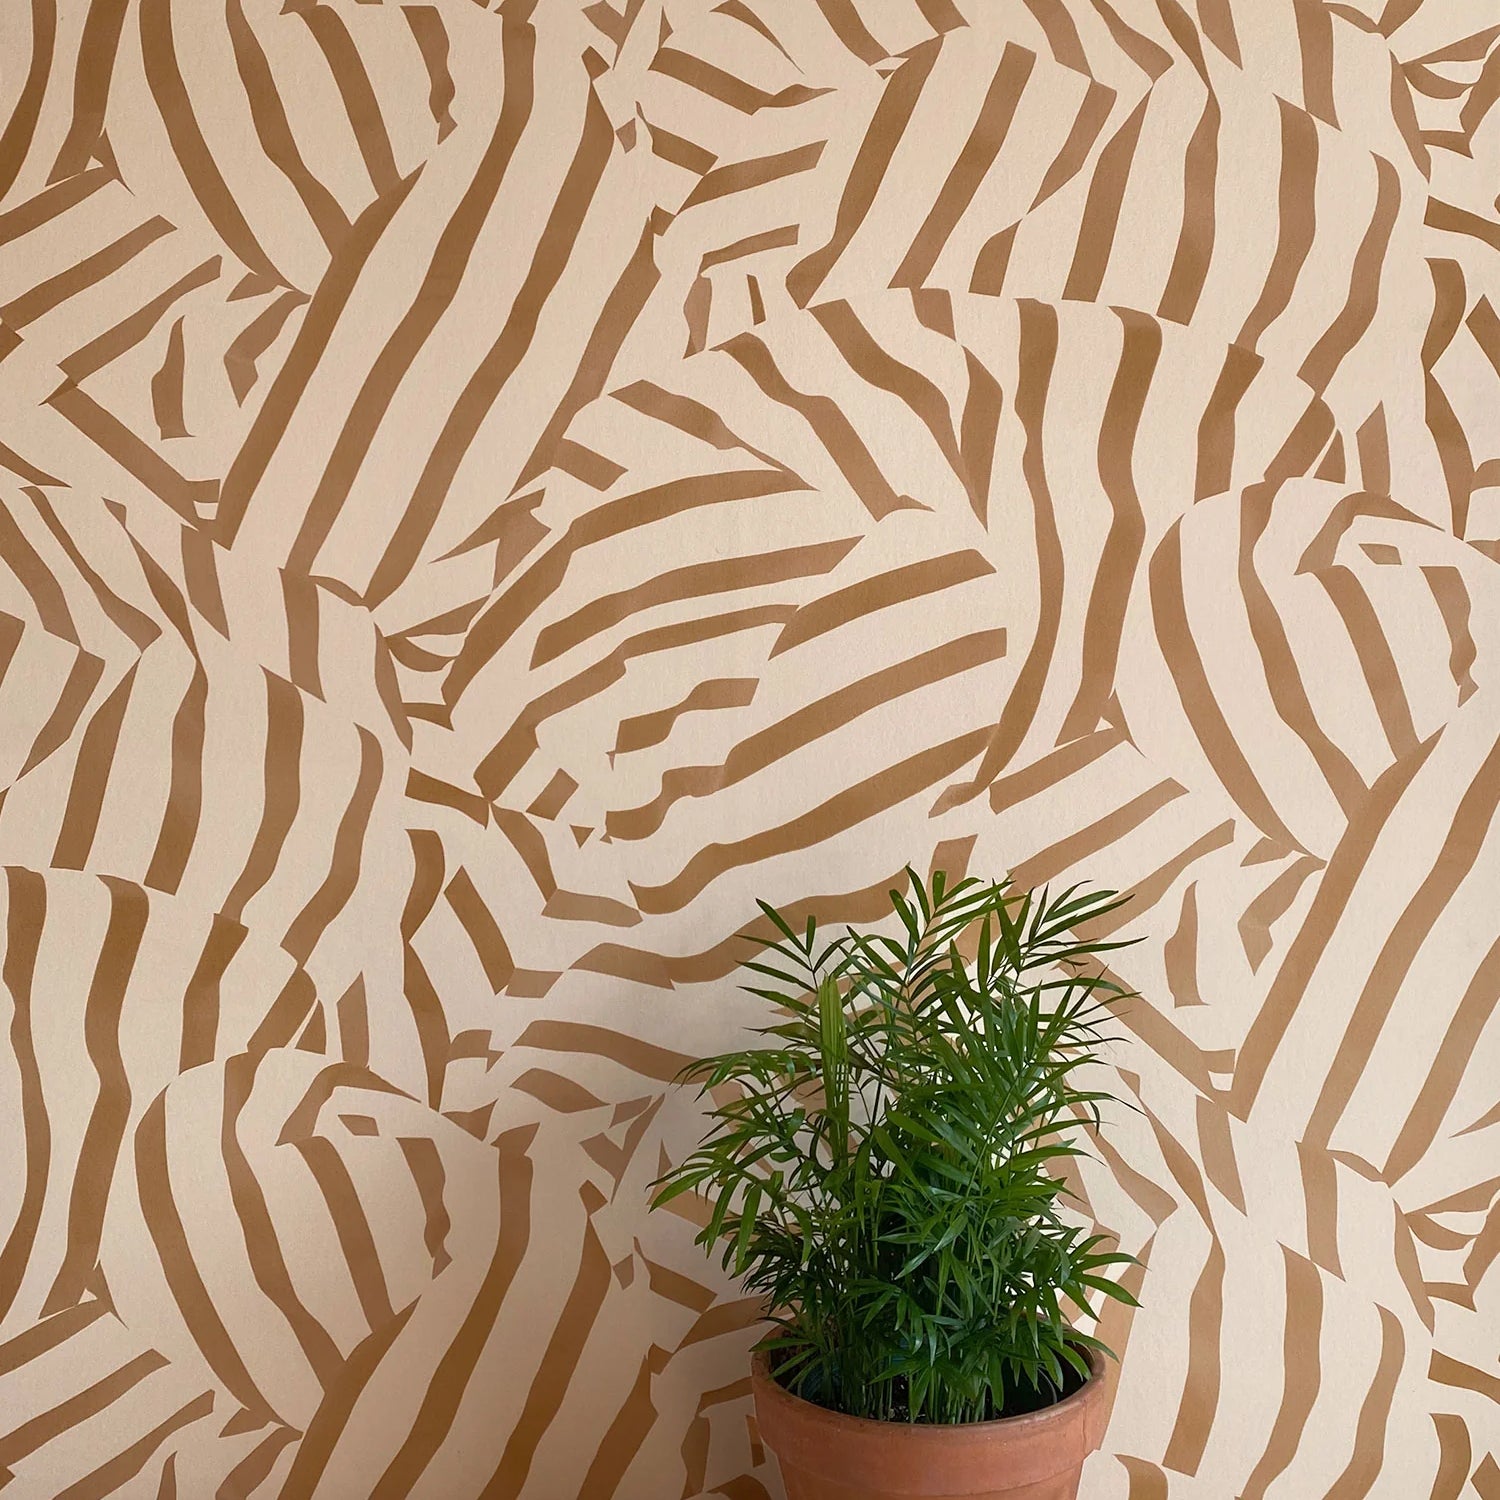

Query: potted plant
650 870 1140 1500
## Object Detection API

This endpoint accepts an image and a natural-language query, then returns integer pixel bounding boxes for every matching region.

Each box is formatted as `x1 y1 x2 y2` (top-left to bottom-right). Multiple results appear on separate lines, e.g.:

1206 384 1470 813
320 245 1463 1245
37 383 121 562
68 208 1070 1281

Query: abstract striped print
1 0 1499 1495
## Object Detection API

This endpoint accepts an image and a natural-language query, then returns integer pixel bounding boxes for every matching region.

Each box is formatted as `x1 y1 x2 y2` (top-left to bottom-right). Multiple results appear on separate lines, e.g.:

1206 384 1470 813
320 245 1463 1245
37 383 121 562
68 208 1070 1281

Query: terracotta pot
750 1347 1108 1500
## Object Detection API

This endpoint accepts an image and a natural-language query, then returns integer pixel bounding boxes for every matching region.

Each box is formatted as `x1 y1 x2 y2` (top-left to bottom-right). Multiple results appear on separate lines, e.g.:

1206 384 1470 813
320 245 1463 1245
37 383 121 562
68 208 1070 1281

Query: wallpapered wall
0 0 1497 1495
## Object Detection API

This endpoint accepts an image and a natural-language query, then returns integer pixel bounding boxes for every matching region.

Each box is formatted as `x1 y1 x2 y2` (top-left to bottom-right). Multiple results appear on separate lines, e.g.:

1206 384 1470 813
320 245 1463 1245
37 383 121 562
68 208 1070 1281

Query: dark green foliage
650 870 1142 1424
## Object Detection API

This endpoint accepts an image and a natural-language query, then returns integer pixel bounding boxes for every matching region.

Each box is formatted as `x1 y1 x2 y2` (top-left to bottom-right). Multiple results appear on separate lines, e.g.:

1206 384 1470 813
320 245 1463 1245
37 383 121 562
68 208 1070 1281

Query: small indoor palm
652 869 1139 1433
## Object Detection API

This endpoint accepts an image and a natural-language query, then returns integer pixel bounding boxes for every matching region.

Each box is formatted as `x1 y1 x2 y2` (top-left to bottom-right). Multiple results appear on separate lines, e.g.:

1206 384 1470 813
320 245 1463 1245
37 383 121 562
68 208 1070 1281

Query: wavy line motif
1 0 1498 1495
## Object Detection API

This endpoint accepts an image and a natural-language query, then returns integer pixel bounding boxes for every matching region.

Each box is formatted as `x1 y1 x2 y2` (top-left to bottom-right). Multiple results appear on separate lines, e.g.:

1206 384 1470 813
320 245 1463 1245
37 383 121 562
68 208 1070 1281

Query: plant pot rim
750 1339 1108 1439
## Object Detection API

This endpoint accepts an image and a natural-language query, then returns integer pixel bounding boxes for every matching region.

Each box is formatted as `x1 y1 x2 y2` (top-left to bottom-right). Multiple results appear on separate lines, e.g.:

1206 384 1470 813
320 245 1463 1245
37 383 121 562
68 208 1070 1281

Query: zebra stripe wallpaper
1 0 1498 1494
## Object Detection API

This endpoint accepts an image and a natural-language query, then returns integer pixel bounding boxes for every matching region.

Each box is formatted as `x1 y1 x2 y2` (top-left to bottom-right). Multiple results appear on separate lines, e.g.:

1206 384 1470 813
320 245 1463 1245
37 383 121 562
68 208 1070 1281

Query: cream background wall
0 0 1497 1494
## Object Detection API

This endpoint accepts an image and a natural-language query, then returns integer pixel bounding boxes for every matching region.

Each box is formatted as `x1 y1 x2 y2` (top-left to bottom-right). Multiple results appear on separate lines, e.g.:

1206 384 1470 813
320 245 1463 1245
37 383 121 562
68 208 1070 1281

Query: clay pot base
751 1348 1108 1500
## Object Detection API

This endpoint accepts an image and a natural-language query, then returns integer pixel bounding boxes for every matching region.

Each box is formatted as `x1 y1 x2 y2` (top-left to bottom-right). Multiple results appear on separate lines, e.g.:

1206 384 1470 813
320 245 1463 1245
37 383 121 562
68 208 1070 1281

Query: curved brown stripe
452 467 801 698
19 652 104 778
151 315 189 440
1160 1235 1224 1475
279 1302 416 1499
3 217 173 328
0 1351 166 1466
810 0 884 64
786 39 940 308
1429 1414 1472 1500
0 439 62 488
474 605 793 799
647 48 831 116
774 548 993 658
245 966 316 1061
481 1219 611 1498
0 502 80 645
613 677 757 756
282 569 323 699
223 288 307 406
1239 1247 1323 1499
629 725 988 915
46 382 218 520
50 661 139 871
177 915 246 1071
48 0 129 181
403 7 457 142
531 537 857 670
1237 97 1318 353
0 868 48 1323
494 807 556 900
295 1136 395 1331
288 1 402 198
1089 0 1170 79
138 0 281 282
891 44 1034 291
402 833 450 1108
336 976 370 1070
222 669 303 924
934 299 1061 811
398 1136 451 1275
1148 517 1302 850
27 488 159 649
0 165 109 248
970 222 1017 295
1239 484 1366 814
957 348 1003 524
1322 1307 1403 1499
809 299 964 488
731 331 924 519
1006 780 1185 893
136 1092 277 1419
283 726 383 965
1060 93 1150 304
1193 342 1261 502
1298 155 1399 393
1305 730 1500 1150
713 0 796 63
575 1344 672 1498
223 1050 344 1384
1470 296 1500 376
1060 307 1158 740
43 877 148 1315
682 141 825 209
59 256 222 384
216 170 418 542
226 0 350 250
0 0 57 201
144 663 208 895
1315 565 1417 759
1230 733 1435 1118
53 1390 215 1500
444 867 515 991
1422 565 1477 705
262 17 537 565
1238 853 1321 973
608 630 1005 841
359 81 617 601
215 1426 298 1500
1157 89 1219 325
1392 1211 1434 1332
1022 0 1087 72
369 1128 535 1499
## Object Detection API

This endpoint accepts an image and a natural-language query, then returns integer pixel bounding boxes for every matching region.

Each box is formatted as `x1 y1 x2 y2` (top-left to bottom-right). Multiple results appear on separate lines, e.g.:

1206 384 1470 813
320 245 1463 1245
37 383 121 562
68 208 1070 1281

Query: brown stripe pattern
1 0 1498 1494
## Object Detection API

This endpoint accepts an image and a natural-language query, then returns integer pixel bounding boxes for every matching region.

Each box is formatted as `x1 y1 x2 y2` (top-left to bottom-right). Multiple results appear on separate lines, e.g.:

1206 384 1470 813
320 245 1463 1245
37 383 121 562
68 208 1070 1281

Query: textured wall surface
1 0 1499 1495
